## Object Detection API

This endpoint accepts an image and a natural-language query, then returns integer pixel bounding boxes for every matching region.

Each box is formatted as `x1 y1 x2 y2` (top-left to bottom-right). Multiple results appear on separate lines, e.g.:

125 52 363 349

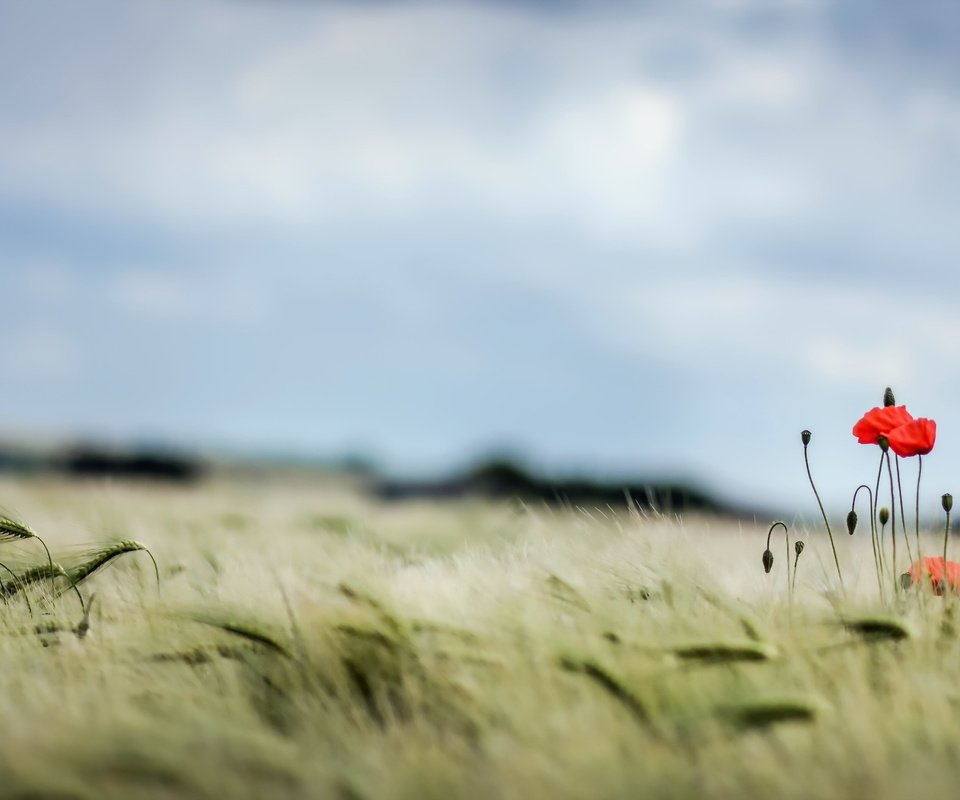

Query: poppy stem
792 541 804 595
802 436 843 592
884 450 900 592
895 456 913 562
896 455 914 564
852 484 882 601
879 513 888 580
915 455 923 566
943 496 952 592
873 452 887 580
766 521 791 604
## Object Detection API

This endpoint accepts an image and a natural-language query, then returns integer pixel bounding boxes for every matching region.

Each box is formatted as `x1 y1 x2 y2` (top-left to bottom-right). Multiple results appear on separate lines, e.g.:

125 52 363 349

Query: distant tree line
0 445 746 516
375 459 738 516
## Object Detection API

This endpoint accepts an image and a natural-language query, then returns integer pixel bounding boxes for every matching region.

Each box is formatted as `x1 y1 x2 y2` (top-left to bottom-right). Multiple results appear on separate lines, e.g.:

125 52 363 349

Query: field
0 474 957 799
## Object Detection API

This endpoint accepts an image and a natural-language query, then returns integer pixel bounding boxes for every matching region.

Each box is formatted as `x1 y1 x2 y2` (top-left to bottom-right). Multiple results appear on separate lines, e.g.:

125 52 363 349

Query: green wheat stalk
0 515 56 600
63 539 160 594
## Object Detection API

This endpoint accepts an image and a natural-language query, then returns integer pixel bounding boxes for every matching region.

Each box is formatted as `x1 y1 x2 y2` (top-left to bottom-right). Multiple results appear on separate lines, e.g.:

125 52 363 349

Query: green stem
873 452 886 581
885 451 898 592
880 518 888 579
0 561 31 615
803 442 843 591
853 485 882 601
896 455 911 562
944 507 951 591
34 535 55 606
915 455 923 566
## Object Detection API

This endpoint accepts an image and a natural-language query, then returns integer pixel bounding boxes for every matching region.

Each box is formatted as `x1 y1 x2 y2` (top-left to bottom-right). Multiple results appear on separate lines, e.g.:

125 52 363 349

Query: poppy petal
905 557 959 594
886 418 936 458
852 406 915 444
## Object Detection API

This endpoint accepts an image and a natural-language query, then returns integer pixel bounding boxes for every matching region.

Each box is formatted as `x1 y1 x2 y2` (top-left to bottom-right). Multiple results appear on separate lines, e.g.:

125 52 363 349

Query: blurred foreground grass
0 475 956 799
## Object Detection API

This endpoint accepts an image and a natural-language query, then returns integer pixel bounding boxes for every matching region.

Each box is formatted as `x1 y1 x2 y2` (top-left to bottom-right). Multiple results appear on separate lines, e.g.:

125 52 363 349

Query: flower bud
943 493 954 513
846 510 858 536
884 387 896 407
762 549 774 573
878 435 889 453
900 572 913 591
794 540 804 557
879 507 890 526
801 430 811 446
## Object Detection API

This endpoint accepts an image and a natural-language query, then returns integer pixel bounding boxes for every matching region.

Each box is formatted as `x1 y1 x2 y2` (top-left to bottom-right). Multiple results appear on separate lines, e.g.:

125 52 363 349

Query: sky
2 0 960 514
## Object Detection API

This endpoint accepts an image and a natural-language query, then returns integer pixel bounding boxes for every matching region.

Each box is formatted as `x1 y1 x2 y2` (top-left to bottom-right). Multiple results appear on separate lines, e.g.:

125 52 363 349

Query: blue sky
2 0 960 513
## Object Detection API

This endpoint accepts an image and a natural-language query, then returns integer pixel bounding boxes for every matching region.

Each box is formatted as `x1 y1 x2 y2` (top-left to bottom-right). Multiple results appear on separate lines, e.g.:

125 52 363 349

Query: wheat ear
0 516 56 598
65 540 160 595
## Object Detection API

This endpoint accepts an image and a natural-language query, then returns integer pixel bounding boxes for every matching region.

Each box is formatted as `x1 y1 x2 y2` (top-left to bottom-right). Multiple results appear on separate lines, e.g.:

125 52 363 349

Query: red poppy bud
944 494 954 514
801 430 811 446
879 507 890 526
762 549 774 573
886 418 937 458
852 406 914 445
883 387 896 407
794 540 804 557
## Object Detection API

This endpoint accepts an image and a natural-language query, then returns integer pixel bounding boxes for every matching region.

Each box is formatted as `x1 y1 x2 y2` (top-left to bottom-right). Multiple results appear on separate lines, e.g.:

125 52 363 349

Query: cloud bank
1 0 959 511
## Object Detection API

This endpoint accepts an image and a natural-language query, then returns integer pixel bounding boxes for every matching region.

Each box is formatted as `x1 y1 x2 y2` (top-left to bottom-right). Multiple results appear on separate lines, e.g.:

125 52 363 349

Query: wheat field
0 474 955 799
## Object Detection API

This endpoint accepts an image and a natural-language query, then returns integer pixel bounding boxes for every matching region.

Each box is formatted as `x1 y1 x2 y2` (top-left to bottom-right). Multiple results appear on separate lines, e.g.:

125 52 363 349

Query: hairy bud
794 540 804 557
762 549 774 573
846 510 858 536
879 507 890 526
883 387 896 407
801 430 811 446
943 494 954 514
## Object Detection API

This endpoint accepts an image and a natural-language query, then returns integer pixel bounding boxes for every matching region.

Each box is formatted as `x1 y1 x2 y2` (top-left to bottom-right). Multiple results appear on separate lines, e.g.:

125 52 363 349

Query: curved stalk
802 433 843 591
852 484 882 600
34 535 55 607
765 521 792 603
0 560 31 615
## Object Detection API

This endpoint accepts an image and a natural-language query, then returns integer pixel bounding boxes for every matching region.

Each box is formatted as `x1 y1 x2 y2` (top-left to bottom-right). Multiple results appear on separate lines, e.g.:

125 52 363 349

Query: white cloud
800 338 917 389
2 0 960 510
6 0 958 258
577 271 960 397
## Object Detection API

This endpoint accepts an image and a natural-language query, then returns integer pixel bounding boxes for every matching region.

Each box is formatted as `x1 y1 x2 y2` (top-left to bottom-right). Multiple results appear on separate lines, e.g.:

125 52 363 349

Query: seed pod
801 430 811 446
883 387 896 407
762 549 774 573
846 510 858 536
879 507 890 526
878 435 889 453
943 494 954 513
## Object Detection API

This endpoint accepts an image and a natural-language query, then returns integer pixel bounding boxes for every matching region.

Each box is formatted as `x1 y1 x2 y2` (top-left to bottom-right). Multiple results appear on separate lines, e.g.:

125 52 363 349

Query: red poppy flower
852 405 914 445
886 418 936 457
903 557 960 594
